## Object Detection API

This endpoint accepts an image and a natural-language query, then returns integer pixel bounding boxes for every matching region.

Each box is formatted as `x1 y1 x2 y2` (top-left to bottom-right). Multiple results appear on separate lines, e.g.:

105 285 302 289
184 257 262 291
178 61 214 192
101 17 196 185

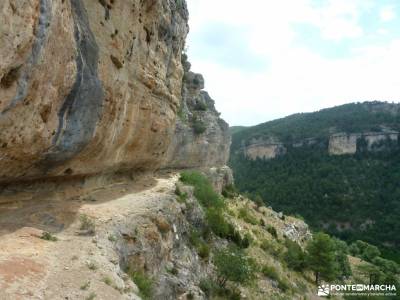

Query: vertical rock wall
163 55 231 169
0 0 190 182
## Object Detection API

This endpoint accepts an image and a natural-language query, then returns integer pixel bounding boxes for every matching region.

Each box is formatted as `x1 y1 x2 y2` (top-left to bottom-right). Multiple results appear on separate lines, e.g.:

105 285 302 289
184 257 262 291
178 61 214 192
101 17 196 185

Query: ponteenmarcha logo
317 285 330 296
317 284 397 297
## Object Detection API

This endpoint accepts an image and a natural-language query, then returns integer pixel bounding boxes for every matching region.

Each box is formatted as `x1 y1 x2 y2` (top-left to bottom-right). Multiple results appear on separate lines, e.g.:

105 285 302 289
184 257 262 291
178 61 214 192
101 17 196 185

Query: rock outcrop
328 133 360 155
163 55 231 169
0 0 189 183
328 131 399 155
239 131 399 159
244 142 286 160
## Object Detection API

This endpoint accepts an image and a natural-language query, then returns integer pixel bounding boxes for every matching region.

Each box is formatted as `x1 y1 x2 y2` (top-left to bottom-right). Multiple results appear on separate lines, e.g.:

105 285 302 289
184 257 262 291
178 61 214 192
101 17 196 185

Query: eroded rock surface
164 55 231 170
328 131 399 155
328 133 360 155
0 0 189 182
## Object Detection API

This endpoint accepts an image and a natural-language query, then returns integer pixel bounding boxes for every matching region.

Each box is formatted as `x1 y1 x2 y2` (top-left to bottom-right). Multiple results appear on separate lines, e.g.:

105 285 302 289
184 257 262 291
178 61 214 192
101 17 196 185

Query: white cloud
380 6 396 22
186 0 400 126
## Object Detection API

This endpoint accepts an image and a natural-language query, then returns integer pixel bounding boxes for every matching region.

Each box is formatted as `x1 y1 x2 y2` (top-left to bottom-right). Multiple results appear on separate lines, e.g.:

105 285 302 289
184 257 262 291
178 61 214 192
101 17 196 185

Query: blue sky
186 0 400 126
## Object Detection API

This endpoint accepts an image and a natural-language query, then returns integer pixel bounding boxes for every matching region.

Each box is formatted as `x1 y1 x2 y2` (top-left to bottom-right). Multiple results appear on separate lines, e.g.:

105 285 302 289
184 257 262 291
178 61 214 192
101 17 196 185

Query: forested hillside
231 101 400 150
230 101 400 262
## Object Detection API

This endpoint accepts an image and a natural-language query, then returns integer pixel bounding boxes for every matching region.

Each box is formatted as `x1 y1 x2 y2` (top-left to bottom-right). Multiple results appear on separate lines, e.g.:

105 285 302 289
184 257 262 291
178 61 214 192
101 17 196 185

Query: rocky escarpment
164 54 231 170
162 54 232 191
232 101 400 160
0 0 189 183
239 130 399 160
242 137 286 160
328 131 399 155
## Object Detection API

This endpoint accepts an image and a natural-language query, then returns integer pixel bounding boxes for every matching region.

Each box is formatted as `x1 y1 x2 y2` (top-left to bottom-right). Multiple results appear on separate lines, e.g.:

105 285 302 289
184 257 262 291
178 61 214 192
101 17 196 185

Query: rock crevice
46 0 104 167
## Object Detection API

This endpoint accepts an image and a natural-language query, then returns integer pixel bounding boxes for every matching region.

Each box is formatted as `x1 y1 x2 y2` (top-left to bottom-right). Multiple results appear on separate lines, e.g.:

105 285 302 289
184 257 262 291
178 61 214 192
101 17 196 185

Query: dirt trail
0 173 179 300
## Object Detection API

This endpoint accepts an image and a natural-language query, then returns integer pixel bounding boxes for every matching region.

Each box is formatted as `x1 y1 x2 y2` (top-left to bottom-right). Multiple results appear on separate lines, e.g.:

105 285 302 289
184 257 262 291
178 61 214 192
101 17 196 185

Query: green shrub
189 229 210 259
261 265 279 281
372 257 400 274
266 225 278 239
218 288 241 300
228 229 251 249
349 240 381 262
332 238 352 279
277 278 291 292
194 101 207 111
40 231 58 242
102 276 113 286
199 278 218 297
199 278 241 299
80 281 90 290
252 194 264 207
180 171 224 209
197 243 210 259
174 186 188 203
261 265 291 292
189 229 201 246
238 207 259 225
193 119 207 134
306 232 339 284
241 233 252 248
284 239 307 271
260 239 284 259
177 104 186 121
175 0 185 10
128 270 153 300
85 292 96 300
79 214 96 235
87 261 98 271
108 234 117 242
206 208 231 238
214 247 255 287
167 266 179 276
222 184 238 198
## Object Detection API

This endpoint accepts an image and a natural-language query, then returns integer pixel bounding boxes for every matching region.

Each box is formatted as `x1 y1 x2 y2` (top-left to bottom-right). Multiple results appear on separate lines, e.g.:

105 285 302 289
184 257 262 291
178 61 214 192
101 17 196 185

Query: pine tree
306 232 338 284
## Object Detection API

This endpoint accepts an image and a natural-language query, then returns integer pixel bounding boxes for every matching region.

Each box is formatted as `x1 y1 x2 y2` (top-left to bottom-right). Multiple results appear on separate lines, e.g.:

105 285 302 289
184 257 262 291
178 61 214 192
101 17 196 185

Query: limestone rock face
328 133 360 155
241 137 286 160
204 166 234 193
328 131 398 155
363 132 398 151
164 55 231 169
0 0 189 182
244 143 286 160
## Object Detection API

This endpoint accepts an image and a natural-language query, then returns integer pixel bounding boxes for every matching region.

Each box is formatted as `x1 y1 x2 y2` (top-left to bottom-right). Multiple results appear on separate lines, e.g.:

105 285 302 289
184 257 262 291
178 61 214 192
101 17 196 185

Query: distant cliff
328 131 398 155
238 130 399 160
231 102 400 160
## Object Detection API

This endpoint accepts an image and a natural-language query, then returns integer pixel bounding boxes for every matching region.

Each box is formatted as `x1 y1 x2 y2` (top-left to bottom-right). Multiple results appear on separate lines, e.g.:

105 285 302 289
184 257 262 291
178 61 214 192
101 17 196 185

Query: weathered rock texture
163 55 231 169
328 131 399 155
240 131 399 159
0 0 190 182
328 133 360 155
238 137 286 160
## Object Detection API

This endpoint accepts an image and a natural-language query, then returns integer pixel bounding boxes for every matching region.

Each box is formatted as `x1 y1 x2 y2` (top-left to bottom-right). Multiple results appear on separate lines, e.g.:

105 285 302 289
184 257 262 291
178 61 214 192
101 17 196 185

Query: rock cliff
239 130 399 159
328 131 399 155
163 54 231 170
0 0 191 183
242 137 286 160
0 1 239 299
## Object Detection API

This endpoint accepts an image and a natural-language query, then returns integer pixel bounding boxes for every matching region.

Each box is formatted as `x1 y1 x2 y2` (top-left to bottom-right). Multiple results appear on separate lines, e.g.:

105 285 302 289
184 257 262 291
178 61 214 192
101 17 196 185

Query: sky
185 0 400 126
